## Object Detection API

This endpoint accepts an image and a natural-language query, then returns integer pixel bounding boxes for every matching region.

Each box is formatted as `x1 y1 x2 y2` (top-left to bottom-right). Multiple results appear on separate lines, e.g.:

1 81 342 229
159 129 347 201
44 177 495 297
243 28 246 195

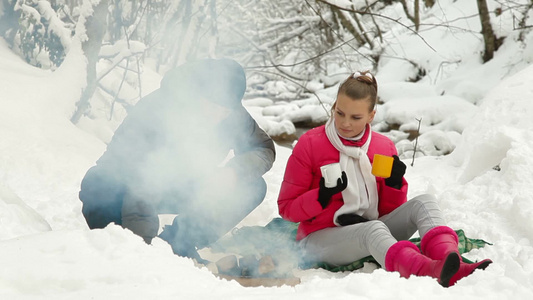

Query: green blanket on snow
210 218 492 272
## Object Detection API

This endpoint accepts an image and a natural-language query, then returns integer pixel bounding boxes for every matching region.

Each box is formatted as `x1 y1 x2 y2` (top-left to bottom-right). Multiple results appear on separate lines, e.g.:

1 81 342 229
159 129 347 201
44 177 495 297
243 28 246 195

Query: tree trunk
332 8 365 46
399 0 420 32
0 0 20 44
352 12 374 49
207 0 218 57
71 0 109 124
414 0 420 32
169 0 193 68
424 0 435 8
476 0 500 62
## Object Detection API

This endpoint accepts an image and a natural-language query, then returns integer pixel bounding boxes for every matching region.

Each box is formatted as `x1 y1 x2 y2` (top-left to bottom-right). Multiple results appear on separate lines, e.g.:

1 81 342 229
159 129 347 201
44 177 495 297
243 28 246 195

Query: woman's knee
346 220 392 241
411 193 437 202
356 220 394 247
409 193 438 208
364 220 391 234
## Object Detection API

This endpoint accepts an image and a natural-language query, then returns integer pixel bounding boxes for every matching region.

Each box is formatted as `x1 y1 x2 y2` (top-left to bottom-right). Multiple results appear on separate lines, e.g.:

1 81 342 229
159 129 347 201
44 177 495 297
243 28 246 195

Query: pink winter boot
385 240 460 287
421 226 492 286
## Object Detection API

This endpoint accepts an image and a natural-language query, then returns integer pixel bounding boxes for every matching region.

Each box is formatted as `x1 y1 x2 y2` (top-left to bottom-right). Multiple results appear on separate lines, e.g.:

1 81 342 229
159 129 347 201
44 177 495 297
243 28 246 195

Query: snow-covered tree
71 0 109 124
3 0 73 69
2 0 533 124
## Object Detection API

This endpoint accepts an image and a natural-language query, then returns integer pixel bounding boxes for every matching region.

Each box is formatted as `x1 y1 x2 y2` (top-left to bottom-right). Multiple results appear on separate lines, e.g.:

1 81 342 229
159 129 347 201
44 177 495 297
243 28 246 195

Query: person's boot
385 240 460 287
158 217 209 265
421 226 492 286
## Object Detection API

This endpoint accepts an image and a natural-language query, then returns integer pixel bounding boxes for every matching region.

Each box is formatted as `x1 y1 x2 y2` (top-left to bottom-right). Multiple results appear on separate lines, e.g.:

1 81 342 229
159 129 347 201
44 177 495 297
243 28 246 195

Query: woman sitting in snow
79 58 275 261
277 71 491 287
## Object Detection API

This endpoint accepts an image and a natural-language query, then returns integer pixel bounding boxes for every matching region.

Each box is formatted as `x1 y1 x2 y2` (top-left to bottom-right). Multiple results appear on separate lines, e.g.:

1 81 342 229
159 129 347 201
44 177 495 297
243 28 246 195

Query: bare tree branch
305 0 375 62
246 37 358 69
411 118 422 167
316 0 436 52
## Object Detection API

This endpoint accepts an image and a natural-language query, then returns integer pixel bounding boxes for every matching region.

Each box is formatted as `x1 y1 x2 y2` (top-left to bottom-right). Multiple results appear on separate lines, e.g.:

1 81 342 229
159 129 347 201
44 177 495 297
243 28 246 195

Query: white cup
320 163 342 188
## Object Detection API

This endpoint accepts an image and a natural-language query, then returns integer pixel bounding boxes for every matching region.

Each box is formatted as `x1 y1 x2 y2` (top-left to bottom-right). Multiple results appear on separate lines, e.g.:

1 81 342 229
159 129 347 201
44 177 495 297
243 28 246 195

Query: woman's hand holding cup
317 163 347 209
371 154 394 178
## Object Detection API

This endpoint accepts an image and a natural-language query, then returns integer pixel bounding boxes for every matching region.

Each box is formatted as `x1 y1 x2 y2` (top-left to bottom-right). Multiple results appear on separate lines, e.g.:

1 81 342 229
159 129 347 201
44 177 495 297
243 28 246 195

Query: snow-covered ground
2 5 533 300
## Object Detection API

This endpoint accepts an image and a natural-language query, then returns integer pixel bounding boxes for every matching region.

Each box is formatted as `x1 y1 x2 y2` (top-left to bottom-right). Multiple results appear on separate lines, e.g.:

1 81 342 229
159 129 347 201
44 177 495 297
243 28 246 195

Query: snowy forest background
2 0 533 299
2 0 532 148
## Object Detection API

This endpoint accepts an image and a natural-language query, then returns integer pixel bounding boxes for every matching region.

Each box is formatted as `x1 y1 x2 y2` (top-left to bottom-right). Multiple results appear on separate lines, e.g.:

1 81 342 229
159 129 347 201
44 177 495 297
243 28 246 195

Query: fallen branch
411 118 422 167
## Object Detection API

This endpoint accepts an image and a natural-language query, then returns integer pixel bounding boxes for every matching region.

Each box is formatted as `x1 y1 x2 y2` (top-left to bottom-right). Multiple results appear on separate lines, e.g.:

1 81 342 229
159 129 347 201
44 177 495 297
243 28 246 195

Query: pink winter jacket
278 125 408 240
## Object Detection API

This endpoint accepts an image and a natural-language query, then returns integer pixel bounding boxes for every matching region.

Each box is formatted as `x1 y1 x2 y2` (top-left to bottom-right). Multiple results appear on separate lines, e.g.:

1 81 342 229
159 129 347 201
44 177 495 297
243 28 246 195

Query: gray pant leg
300 193 445 267
300 220 396 267
380 193 445 240
176 177 267 249
121 188 160 243
79 166 124 228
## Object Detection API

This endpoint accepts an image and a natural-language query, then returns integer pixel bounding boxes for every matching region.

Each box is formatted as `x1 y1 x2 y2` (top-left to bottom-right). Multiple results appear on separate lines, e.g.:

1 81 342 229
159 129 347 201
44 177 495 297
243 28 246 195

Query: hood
160 58 246 108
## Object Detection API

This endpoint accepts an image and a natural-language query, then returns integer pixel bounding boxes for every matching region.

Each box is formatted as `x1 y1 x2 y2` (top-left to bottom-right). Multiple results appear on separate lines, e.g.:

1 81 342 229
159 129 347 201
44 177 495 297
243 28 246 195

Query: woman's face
333 93 375 138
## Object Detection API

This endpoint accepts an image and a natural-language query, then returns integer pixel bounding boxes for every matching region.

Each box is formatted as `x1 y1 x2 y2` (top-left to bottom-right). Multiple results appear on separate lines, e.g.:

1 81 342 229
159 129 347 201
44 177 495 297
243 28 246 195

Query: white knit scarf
325 118 379 225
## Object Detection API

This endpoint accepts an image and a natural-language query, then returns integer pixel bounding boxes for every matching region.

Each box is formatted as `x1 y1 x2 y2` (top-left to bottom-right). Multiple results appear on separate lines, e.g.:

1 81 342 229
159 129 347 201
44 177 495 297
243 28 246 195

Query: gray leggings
121 177 267 247
299 194 445 267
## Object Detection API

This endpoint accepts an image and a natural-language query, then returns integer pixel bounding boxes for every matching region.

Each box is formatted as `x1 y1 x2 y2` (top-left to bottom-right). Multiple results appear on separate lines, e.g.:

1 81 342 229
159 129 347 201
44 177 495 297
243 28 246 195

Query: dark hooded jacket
80 59 275 225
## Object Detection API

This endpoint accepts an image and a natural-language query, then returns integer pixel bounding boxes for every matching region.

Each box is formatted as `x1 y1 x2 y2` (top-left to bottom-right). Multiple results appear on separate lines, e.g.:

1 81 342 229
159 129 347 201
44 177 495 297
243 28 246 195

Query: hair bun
352 71 374 85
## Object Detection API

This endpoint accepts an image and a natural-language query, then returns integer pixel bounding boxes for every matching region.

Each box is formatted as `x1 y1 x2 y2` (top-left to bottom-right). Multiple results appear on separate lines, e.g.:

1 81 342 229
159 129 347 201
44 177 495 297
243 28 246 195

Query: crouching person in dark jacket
79 58 276 261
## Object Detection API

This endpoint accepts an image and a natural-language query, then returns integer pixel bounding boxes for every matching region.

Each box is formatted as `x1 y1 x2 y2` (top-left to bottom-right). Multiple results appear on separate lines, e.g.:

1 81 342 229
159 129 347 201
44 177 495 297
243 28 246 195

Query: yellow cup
372 154 394 178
